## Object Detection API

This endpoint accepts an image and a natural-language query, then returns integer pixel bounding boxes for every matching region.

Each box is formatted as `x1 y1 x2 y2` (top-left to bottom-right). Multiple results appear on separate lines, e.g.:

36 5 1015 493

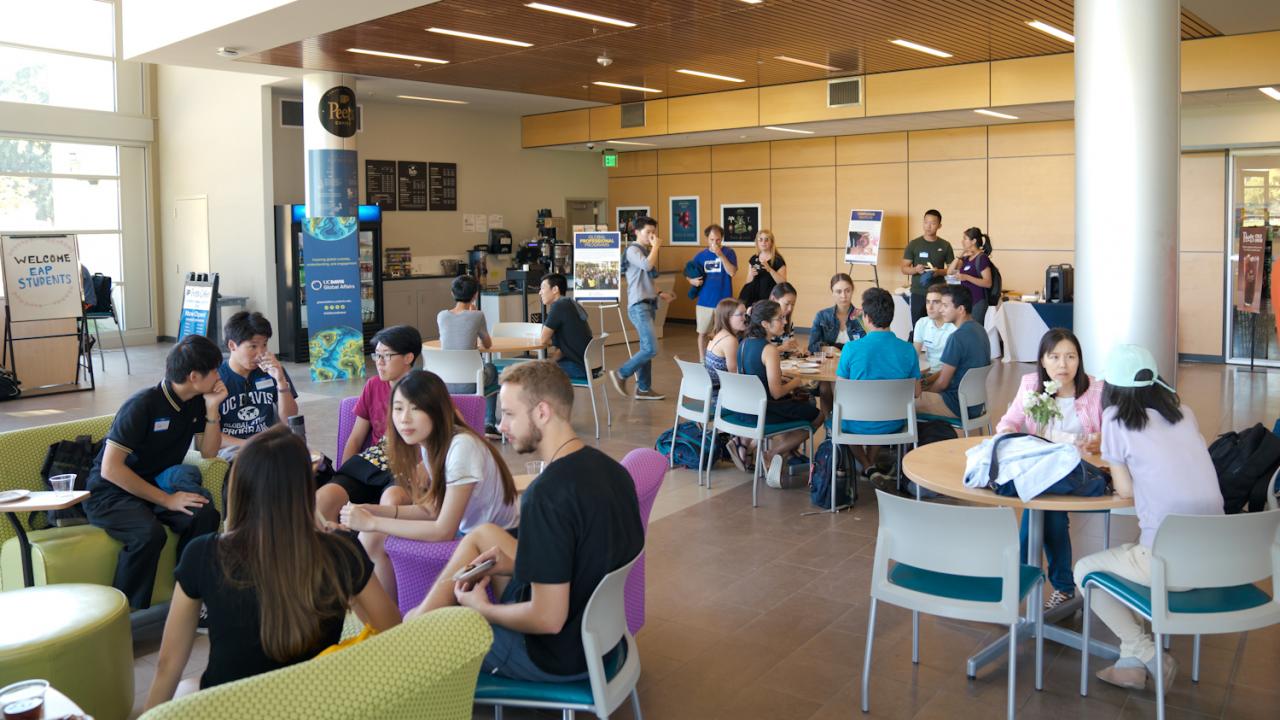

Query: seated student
83 334 226 610
835 287 921 484
538 273 593 381
316 324 422 522
996 328 1103 611
143 426 400 709
919 285 990 419
1073 345 1223 691
704 297 747 390
808 273 867 354
406 361 644 684
340 370 518 604
913 281 955 373
768 282 802 355
738 300 825 488
216 311 297 461
437 275 500 438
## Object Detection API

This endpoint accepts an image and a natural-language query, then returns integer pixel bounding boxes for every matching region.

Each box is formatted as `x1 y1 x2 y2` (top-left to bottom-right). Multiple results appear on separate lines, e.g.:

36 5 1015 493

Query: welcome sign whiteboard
0 234 83 322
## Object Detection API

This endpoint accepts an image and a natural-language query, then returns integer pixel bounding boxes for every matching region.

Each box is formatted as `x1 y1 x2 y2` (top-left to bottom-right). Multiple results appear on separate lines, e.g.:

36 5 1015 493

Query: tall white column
303 72 358 217
1074 0 1181 379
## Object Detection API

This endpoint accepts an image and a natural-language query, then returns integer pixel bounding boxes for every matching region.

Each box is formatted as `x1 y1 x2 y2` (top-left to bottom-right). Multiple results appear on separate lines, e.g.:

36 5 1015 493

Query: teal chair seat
890 563 1042 603
1082 571 1273 616
474 645 625 707
492 358 527 370
720 410 810 435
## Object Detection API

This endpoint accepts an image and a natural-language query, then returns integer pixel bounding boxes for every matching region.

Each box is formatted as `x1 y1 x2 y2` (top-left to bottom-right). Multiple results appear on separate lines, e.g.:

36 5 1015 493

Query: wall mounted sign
397 161 428 211
669 196 699 245
720 203 761 246
616 206 650 244
365 159 397 211
317 86 357 138
428 162 457 211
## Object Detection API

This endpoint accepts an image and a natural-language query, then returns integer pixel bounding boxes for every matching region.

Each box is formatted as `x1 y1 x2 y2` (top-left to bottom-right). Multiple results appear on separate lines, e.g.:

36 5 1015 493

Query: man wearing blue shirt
920 285 990 418
836 287 921 477
688 224 737 360
216 311 298 459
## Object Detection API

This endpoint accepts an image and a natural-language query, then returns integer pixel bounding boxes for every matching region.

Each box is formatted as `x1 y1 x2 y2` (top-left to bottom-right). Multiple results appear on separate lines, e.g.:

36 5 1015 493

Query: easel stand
583 301 632 358
1240 311 1265 374
847 263 880 289
0 307 95 396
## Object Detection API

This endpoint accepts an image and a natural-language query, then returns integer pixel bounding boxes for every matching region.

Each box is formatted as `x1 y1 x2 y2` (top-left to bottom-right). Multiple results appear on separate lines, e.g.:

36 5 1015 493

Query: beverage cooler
274 204 384 362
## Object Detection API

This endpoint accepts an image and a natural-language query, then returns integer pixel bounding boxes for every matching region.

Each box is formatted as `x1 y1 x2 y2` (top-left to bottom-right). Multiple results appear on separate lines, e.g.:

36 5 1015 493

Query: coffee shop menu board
397 161 428 211
365 160 397 211
429 162 457 211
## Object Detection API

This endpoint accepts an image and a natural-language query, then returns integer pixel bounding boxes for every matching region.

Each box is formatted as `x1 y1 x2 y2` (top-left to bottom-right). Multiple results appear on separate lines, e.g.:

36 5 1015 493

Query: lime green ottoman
0 584 133 720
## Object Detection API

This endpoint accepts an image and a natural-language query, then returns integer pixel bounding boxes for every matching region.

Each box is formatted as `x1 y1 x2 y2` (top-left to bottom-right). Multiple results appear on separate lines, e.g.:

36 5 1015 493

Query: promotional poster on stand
573 231 622 301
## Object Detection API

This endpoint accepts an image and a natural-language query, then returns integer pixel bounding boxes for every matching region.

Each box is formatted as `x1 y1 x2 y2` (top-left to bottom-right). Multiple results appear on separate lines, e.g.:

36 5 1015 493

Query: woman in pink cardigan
996 328 1103 610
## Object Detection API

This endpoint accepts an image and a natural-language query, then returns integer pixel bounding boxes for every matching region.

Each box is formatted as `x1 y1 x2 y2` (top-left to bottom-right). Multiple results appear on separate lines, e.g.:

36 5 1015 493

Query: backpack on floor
810 439 855 509
0 368 20 401
1208 423 1280 514
655 421 719 470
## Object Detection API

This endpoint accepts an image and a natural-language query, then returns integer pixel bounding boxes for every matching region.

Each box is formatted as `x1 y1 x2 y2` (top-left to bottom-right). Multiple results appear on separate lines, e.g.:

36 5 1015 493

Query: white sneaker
765 455 783 489
608 370 629 398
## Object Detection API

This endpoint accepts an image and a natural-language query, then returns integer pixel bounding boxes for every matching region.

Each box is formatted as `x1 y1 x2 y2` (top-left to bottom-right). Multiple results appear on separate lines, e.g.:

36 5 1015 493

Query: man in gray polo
610 215 674 401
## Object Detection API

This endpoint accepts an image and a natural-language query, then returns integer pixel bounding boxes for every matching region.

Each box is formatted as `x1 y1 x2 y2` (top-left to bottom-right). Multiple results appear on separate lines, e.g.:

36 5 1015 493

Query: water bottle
287 415 307 445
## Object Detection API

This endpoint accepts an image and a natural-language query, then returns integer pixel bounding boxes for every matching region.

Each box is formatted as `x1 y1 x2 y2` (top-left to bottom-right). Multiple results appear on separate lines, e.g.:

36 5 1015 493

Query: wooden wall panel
780 248 843 324
521 109 589 147
1182 31 1280 93
711 169 771 245
1179 151 1226 253
607 150 657 178
1178 252 1224 356
836 132 908 166
988 155 1074 251
865 63 990 117
660 244 702 321
771 166 836 248
988 121 1074 158
658 146 711 175
835 163 909 252
909 127 987 162
908 158 987 243
990 54 1074 107
656 170 713 321
607 176 658 232
770 137 835 169
588 100 667 141
990 250 1074 298
712 142 770 172
758 79 866 125
667 88 759 134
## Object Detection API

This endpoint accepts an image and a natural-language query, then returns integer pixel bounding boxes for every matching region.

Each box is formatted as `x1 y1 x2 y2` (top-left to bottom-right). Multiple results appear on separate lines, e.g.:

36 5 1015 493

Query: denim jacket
808 305 866 353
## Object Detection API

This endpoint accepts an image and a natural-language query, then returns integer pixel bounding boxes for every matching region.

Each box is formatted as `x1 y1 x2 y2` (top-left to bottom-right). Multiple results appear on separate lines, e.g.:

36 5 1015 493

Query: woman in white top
341 370 518 604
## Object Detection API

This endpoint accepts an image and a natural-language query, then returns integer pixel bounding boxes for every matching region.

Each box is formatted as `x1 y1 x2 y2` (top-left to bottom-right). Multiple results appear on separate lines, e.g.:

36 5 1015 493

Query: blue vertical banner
304 146 365 382
307 148 357 218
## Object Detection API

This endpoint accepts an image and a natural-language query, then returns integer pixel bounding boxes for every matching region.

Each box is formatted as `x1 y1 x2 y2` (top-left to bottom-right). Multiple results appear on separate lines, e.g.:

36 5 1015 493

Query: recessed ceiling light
739 0 764 4
1026 20 1075 44
427 27 533 47
764 125 814 134
607 140 656 146
890 39 952 58
347 48 449 64
524 3 636 28
773 55 841 72
974 108 1018 120
1261 87 1280 102
397 95 469 104
593 81 662 93
676 69 745 83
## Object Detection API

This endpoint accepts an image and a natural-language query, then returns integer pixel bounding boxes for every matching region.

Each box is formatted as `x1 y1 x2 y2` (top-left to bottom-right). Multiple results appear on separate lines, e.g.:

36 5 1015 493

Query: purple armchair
335 394 486 461
619 448 668 634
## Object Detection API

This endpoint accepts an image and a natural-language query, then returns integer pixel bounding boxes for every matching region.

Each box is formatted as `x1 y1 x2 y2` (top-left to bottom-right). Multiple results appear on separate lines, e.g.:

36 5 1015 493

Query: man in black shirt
538 273 593 381
407 361 643 682
84 334 227 609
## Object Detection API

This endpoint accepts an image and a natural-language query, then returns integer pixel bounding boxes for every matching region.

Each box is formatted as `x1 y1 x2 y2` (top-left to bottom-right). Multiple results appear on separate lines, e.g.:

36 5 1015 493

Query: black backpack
33 434 102 527
89 273 113 314
1208 424 1280 514
986 259 1003 307
0 368 20 401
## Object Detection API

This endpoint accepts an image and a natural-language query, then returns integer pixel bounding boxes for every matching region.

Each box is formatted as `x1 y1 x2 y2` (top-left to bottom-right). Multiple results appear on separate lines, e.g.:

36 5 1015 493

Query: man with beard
406 361 643 683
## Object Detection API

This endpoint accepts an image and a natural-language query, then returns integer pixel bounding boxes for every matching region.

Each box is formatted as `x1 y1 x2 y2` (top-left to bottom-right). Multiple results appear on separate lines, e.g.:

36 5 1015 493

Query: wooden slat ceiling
240 0 1220 105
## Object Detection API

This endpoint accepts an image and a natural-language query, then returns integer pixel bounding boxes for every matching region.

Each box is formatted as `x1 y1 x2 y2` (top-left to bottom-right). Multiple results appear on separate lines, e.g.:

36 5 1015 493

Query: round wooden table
424 337 548 355
901 436 1132 677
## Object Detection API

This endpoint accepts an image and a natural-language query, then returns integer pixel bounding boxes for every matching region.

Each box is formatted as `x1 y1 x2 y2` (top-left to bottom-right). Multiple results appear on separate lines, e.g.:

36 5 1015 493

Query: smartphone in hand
452 558 496 584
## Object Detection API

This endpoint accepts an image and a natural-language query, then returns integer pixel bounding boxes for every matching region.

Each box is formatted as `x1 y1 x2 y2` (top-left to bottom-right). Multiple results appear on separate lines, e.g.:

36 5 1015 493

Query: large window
0 0 117 112
0 136 125 321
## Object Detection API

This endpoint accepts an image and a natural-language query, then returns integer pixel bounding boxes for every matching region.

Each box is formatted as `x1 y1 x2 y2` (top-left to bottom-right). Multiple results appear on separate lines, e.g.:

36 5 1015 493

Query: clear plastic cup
48 474 75 495
525 461 545 476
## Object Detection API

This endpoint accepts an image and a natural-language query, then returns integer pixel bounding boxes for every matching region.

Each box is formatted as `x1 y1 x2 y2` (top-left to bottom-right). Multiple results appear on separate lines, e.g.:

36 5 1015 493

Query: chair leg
602 375 612 427
630 689 643 720
830 441 839 512
1154 635 1165 720
668 416 679 472
1007 622 1018 720
1163 634 1171 650
114 318 130 374
1192 634 1200 683
1080 585 1091 696
562 710 575 720
752 444 762 508
494 707 503 720
94 321 105 371
1035 583 1044 691
911 611 919 664
1103 512 1111 550
861 598 877 713
696 423 708 488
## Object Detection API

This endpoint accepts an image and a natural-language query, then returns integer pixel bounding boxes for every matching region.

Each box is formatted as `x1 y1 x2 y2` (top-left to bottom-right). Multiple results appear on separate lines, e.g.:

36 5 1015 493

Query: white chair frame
571 335 612 439
671 358 715 487
828 378 918 512
711 370 814 507
420 346 485 389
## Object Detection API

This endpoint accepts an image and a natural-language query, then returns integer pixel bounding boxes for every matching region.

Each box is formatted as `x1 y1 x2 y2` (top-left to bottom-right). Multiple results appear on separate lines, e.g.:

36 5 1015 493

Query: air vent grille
620 102 646 128
827 78 862 108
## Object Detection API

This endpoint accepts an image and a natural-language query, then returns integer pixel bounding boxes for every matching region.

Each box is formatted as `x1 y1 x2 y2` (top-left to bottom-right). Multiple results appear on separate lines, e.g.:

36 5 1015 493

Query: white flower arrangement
1024 379 1063 431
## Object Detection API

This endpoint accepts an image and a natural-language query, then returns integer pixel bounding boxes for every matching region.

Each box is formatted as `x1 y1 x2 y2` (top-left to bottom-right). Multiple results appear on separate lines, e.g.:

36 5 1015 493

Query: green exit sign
602 151 618 167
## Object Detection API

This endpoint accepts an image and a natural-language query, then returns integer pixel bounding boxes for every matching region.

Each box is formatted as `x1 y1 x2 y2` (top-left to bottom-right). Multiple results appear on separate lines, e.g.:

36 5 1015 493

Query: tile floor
5 328 1279 719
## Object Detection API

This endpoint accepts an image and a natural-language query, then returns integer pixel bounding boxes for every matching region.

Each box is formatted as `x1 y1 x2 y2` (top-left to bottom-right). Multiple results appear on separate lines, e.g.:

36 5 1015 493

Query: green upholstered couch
0 414 228 602
137 607 493 720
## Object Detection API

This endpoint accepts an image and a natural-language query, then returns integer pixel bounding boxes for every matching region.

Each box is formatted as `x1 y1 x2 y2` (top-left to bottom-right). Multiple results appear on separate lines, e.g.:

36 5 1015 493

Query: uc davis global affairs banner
303 214 364 381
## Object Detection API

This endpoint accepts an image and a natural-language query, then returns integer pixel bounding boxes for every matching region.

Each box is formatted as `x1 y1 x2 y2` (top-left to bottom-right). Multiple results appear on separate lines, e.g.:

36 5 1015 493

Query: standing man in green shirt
901 209 955 329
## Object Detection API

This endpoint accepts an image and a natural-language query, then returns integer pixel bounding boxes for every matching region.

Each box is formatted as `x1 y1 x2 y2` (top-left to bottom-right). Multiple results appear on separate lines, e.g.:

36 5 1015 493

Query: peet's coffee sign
318 86 357 138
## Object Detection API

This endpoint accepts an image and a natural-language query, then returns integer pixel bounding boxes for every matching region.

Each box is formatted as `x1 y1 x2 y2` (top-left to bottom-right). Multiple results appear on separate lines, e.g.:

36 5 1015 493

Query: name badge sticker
255 378 276 390
918 252 929 258
153 419 171 432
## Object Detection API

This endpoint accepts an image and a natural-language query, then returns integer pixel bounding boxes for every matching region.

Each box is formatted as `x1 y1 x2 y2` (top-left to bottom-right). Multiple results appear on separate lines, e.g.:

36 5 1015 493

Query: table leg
4 511 35 587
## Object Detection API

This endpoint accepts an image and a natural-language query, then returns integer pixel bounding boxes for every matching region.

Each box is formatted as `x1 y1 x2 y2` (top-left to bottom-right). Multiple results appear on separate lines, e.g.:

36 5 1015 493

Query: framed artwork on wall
720 203 761 246
669 196 699 245
616 206 650 243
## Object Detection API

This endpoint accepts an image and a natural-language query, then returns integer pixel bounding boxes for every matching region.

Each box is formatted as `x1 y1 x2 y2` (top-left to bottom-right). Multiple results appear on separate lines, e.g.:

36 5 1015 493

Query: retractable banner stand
572 231 622 300
303 72 365 382
178 273 218 340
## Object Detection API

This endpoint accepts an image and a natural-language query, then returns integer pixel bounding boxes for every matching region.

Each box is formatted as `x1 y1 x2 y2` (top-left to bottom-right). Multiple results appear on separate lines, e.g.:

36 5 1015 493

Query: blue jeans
155 465 211 501
557 357 587 381
618 301 656 392
1020 509 1073 593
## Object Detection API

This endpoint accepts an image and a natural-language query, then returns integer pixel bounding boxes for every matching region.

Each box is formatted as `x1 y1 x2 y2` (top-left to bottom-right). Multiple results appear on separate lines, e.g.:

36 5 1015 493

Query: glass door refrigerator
274 204 384 362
